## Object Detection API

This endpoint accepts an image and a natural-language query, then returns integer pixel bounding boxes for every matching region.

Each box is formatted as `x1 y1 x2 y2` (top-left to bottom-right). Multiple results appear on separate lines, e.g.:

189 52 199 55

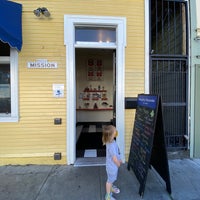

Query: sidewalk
0 159 200 200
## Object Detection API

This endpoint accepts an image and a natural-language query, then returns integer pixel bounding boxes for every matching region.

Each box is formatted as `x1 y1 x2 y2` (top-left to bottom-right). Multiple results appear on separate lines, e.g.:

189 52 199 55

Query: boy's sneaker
105 193 116 200
111 185 120 194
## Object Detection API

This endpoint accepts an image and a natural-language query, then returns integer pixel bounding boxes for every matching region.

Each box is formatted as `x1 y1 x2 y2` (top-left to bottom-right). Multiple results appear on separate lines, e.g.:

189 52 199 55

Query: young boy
102 125 122 200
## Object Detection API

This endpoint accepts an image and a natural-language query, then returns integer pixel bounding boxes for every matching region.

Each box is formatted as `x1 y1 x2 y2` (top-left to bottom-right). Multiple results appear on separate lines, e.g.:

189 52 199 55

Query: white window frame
0 49 19 122
64 15 126 164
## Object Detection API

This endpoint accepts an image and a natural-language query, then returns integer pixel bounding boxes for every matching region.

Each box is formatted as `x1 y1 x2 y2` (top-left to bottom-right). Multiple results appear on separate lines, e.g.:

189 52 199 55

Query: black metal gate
150 0 188 149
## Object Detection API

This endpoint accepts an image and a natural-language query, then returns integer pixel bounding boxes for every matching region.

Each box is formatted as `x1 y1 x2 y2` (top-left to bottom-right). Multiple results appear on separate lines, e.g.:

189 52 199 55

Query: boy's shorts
107 171 118 183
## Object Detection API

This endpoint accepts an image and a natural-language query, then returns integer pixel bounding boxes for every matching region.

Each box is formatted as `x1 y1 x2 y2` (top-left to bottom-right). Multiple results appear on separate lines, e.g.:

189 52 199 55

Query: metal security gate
150 0 188 149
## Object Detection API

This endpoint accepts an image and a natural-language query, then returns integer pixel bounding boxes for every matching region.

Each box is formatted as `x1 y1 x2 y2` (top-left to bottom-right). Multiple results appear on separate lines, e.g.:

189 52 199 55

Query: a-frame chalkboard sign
127 94 171 197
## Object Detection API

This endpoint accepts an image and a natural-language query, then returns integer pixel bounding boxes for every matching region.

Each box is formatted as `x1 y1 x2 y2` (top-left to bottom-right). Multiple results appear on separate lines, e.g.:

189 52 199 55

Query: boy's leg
106 181 112 194
105 172 117 199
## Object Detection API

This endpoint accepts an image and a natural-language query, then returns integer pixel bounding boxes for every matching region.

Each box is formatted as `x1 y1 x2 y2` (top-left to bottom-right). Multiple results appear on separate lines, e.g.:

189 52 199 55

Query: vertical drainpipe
189 0 195 158
190 0 200 158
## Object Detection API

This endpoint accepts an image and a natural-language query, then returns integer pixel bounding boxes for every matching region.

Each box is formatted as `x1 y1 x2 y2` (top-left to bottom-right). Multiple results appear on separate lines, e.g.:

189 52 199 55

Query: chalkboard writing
128 94 171 197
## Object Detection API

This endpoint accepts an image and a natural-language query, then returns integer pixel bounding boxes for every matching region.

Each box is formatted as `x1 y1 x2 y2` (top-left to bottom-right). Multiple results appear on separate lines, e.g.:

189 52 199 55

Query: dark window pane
151 1 187 55
0 64 11 113
0 41 10 56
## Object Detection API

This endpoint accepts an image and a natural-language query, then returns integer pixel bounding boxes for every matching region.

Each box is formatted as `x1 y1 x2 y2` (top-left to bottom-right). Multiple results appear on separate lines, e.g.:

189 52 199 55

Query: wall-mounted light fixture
33 7 51 17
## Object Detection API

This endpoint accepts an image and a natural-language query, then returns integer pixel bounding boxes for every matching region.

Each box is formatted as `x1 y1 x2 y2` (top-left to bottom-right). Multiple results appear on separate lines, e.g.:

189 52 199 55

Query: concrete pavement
0 159 200 200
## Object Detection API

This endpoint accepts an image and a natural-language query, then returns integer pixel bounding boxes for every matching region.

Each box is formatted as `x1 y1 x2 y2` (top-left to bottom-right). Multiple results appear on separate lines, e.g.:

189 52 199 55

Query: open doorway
75 48 116 164
64 15 126 165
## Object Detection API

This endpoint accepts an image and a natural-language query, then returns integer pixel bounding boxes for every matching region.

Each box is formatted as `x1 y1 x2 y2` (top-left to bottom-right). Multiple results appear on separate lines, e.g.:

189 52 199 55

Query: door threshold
74 157 106 167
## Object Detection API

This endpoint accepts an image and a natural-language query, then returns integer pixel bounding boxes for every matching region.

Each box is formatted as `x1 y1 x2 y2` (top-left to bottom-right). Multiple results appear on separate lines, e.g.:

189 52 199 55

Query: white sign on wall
53 84 64 98
27 59 57 68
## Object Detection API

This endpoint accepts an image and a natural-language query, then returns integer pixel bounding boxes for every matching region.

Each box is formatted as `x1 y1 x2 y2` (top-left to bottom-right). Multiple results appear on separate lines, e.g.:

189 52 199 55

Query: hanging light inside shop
33 7 51 17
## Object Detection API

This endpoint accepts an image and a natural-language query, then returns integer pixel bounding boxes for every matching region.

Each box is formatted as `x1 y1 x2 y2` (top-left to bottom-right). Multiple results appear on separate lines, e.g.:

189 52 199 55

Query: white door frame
64 15 126 164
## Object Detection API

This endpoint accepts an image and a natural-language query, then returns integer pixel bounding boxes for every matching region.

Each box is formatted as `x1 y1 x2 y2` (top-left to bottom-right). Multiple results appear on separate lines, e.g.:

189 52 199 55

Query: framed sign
87 58 103 81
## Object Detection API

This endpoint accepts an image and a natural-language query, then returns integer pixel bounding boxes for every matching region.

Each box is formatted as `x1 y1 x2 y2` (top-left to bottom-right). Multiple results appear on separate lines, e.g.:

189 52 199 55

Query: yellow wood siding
0 0 145 165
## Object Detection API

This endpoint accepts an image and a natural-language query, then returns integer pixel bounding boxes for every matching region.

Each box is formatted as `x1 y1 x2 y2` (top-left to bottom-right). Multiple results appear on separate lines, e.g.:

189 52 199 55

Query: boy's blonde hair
102 125 116 145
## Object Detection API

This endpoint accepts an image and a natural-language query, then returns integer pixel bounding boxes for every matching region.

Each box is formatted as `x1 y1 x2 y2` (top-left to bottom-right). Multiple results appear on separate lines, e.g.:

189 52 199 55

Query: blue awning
0 0 22 51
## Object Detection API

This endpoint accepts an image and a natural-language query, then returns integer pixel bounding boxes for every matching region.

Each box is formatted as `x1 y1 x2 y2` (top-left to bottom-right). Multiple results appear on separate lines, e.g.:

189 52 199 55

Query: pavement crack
33 166 55 200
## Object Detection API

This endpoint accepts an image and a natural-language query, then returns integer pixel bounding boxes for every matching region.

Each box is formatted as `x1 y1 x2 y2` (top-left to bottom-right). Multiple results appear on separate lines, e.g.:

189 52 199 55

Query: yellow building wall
0 0 144 165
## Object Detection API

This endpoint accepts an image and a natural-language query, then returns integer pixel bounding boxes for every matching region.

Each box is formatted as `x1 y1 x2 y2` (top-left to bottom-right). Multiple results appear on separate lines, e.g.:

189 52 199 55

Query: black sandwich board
127 94 171 197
